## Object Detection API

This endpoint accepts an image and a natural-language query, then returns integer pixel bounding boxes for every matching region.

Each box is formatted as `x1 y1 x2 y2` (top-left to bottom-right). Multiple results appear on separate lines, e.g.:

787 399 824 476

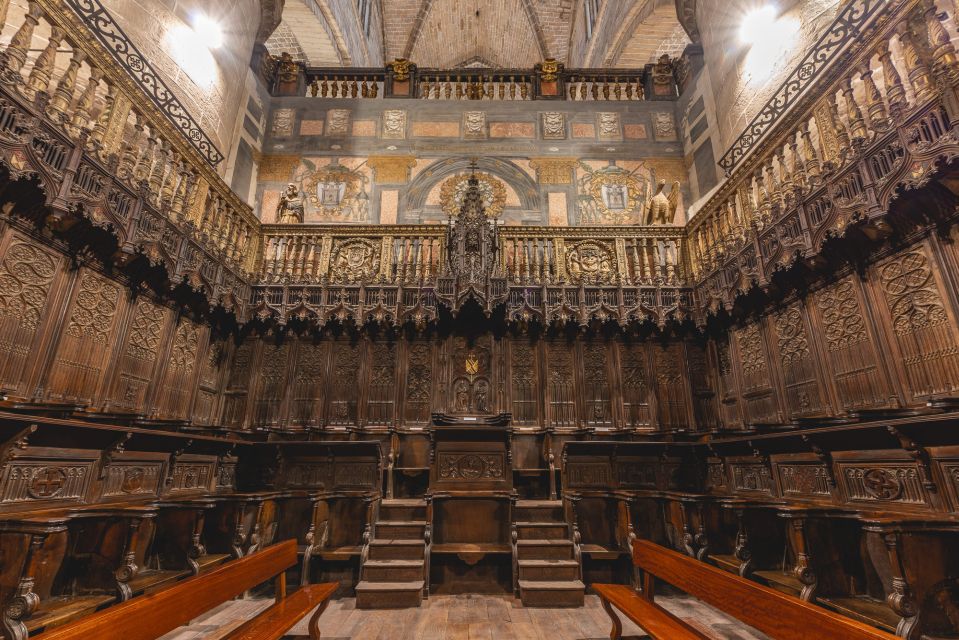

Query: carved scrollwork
565 240 615 284
329 239 380 283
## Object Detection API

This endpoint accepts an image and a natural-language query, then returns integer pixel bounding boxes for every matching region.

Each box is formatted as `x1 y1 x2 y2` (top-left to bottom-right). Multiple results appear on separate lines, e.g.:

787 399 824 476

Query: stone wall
694 0 841 153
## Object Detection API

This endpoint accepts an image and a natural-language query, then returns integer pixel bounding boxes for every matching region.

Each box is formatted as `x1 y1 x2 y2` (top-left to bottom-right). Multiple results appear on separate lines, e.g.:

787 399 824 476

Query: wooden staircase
514 499 585 607
355 499 427 608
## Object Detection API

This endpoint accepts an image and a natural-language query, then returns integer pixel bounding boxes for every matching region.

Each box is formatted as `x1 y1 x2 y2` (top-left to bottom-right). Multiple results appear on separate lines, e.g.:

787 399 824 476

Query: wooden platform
158 594 770 640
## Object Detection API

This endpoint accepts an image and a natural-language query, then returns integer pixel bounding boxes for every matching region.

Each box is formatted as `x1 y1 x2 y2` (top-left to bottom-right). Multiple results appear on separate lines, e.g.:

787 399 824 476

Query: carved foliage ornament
0 241 57 330
126 299 165 362
169 322 199 374
775 306 810 366
440 172 506 219
737 323 767 374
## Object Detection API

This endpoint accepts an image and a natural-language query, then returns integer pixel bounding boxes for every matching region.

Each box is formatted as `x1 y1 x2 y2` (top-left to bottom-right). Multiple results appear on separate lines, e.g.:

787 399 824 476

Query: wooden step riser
379 506 427 521
363 565 425 582
356 589 423 609
518 565 579 581
514 508 565 522
517 546 574 560
376 524 425 539
520 588 584 608
516 525 567 539
369 545 425 560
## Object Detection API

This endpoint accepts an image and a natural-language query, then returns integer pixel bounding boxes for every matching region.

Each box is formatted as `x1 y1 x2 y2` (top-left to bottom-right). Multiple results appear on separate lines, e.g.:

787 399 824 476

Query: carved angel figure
276 183 304 223
645 180 681 225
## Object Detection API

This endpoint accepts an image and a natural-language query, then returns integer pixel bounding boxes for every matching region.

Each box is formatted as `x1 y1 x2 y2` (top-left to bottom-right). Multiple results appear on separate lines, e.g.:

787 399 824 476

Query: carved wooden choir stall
0 0 958 638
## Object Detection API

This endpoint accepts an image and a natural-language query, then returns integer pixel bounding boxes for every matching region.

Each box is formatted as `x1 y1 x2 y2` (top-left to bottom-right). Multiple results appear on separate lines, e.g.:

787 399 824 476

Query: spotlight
192 13 224 50
739 5 777 44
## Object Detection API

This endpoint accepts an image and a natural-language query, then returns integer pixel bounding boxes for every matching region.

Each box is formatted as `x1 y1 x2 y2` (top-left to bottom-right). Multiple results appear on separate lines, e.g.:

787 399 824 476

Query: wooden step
515 521 568 540
517 539 574 560
368 539 425 560
363 559 425 582
375 520 426 540
710 553 743 575
517 559 580 581
514 499 564 522
379 499 427 521
518 579 585 607
355 580 425 609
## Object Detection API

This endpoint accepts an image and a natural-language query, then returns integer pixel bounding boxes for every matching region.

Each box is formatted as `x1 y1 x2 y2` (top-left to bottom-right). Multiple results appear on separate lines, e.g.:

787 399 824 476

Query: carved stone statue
276 183 304 224
646 180 681 225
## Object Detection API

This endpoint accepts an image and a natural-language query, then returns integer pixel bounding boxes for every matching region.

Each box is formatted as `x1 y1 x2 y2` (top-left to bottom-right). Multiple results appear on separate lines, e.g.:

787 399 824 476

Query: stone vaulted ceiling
265 0 688 69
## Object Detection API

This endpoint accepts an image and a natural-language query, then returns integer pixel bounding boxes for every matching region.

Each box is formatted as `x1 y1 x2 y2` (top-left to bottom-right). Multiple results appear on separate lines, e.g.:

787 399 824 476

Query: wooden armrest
223 582 338 640
593 584 710 640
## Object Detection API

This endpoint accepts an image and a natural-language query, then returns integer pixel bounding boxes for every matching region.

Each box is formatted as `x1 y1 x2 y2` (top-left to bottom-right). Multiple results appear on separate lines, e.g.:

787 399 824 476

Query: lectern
427 412 514 593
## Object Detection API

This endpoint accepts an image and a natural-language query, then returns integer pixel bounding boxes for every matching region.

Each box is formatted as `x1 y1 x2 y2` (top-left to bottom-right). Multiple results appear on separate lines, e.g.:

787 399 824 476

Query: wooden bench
35 539 337 640
594 539 902 640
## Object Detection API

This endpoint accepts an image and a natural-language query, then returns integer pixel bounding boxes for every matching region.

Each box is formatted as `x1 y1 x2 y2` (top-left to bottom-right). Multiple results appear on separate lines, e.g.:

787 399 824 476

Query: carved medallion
382 109 407 139
326 109 351 136
330 239 380 282
565 241 615 284
463 111 487 139
28 467 67 498
541 112 566 139
861 468 903 500
439 172 506 219
121 467 145 493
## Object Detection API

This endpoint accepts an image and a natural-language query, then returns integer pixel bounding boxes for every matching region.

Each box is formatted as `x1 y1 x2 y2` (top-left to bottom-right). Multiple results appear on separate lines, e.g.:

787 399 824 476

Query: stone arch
403 157 541 222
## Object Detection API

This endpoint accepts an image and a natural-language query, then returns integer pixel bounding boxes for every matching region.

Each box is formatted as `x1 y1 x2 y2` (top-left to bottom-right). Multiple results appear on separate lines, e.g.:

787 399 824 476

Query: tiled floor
158 593 770 640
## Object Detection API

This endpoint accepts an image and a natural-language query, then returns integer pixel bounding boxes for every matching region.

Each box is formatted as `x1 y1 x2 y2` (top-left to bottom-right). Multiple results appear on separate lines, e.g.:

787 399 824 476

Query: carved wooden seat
32 539 337 640
596 539 902 640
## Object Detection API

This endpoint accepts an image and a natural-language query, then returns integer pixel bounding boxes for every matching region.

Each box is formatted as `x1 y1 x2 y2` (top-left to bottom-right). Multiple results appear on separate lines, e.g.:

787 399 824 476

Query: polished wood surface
34 540 300 640
223 582 338 640
625 539 901 640
592 584 709 640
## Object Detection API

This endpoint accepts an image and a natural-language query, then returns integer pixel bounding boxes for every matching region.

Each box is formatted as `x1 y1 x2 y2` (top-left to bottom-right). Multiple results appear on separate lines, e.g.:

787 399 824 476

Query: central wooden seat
34 539 337 640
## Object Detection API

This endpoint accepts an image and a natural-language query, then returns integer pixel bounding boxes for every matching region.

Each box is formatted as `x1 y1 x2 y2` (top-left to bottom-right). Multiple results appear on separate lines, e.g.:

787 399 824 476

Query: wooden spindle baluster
118 112 144 180
579 81 587 100
48 48 85 125
840 75 869 142
27 25 64 96
590 81 598 100
799 120 821 181
569 78 577 100
860 62 889 129
4 1 41 76
877 40 907 117
0 0 10 39
342 79 349 97
350 80 358 98
88 84 116 155
71 67 102 134
170 161 189 220
321 77 329 97
827 91 852 156
148 138 169 198
924 0 958 77
161 150 180 205
520 80 529 100
897 23 935 103
625 81 633 100
498 81 505 100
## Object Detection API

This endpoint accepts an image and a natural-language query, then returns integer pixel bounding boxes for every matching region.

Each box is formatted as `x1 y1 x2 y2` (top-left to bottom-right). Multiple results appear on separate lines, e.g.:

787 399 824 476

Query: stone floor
158 593 770 640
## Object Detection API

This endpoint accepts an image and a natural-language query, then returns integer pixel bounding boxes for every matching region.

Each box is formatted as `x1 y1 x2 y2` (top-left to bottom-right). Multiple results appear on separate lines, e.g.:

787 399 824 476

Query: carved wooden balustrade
0 0 259 316
253 225 691 329
687 0 959 318
274 60 671 101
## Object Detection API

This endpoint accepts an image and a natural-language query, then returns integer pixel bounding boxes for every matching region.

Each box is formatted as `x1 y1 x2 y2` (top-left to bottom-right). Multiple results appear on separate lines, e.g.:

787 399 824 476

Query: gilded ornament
439 172 507 219
537 58 562 82
388 58 413 82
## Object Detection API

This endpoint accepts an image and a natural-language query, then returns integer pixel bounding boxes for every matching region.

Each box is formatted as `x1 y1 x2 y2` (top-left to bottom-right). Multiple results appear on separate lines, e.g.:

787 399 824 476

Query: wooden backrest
36 539 298 640
631 539 900 640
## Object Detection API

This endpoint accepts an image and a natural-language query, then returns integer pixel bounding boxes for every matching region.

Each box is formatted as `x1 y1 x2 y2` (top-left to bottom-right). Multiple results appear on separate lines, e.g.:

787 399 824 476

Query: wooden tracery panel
772 303 828 418
222 341 255 428
155 320 205 420
620 342 651 429
583 341 612 428
652 343 689 430
735 322 779 425
289 340 328 428
510 341 538 426
0 233 62 394
366 341 397 426
328 341 361 426
546 340 576 428
252 342 290 428
872 247 959 400
404 341 432 424
46 270 124 404
107 298 170 413
814 276 890 410
193 338 225 425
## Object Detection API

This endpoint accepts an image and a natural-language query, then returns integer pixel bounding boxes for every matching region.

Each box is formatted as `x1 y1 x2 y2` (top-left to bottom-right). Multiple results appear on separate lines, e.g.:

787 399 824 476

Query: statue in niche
646 179 682 225
454 379 470 413
474 379 490 414
276 183 304 223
